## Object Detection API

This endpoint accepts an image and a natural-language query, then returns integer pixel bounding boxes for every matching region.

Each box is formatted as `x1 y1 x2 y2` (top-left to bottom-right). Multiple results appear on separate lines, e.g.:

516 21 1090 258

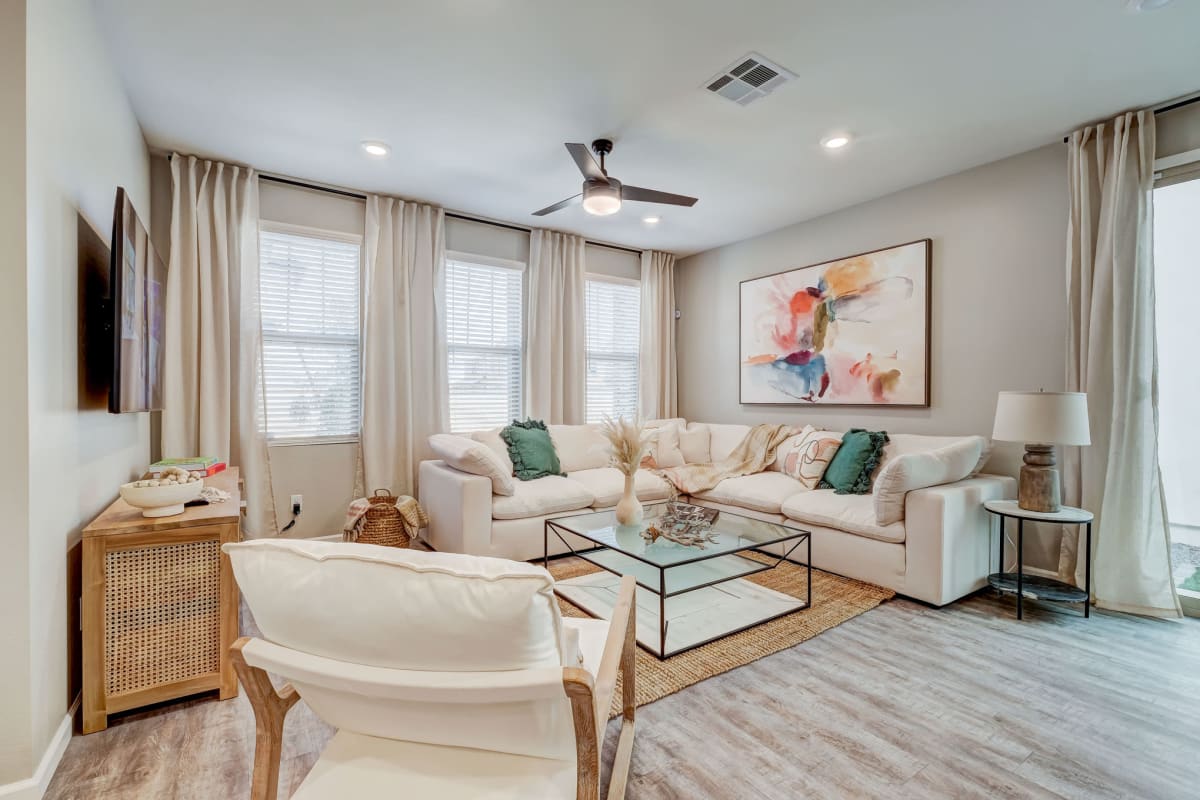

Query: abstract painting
739 239 930 406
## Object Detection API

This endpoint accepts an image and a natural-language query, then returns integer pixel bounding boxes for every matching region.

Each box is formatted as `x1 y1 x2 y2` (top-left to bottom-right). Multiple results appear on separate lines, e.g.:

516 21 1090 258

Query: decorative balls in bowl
119 467 204 518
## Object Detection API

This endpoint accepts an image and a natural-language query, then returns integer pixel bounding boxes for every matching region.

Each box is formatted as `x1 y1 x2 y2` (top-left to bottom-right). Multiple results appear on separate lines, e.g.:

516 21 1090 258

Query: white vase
615 473 644 526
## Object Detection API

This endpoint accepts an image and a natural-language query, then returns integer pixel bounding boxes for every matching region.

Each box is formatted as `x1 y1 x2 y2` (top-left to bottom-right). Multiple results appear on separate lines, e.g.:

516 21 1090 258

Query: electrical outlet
290 494 303 515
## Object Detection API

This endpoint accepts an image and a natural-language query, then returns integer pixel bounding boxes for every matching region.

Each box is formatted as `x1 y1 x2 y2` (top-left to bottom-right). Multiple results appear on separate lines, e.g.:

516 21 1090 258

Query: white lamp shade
582 180 621 216
992 391 1091 445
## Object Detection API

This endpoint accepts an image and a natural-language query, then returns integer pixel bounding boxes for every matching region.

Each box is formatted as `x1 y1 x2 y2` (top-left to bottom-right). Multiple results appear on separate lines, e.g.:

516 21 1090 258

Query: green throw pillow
818 429 889 495
501 419 565 481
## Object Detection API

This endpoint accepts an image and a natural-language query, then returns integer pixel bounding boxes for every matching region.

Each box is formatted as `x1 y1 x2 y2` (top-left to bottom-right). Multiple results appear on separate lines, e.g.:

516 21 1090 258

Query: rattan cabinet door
82 522 239 733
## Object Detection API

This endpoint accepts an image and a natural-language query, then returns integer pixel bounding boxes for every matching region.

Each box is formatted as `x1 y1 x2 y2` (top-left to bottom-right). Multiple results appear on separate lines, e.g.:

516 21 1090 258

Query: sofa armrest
418 460 494 556
903 474 1016 606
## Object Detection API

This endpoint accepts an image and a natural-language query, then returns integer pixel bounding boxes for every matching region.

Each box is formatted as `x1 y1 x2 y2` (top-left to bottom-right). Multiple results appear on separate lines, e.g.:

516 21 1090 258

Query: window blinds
445 258 524 433
585 278 640 423
259 228 361 442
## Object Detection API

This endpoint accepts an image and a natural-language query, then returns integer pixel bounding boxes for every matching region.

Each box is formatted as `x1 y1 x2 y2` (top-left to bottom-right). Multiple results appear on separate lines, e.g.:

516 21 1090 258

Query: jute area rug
549 552 894 716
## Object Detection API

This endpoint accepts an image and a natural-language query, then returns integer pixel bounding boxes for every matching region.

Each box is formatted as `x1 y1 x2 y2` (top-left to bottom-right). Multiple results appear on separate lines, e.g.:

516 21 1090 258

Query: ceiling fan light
582 180 621 216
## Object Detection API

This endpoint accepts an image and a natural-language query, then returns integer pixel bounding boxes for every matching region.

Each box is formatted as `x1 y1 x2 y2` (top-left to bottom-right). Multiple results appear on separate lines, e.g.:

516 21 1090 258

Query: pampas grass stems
600 415 652 476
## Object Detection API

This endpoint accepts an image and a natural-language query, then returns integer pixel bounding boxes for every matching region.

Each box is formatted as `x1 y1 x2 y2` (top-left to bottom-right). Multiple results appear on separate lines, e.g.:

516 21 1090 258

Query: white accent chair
223 539 636 800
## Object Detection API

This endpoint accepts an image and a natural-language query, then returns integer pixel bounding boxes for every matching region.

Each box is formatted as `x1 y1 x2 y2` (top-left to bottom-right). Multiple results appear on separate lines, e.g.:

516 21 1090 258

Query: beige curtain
525 229 585 424
162 155 277 537
1062 111 1180 618
638 250 677 419
357 195 447 496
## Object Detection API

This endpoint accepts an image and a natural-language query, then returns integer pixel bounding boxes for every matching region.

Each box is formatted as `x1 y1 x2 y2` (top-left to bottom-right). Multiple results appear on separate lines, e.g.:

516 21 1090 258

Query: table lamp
992 391 1090 513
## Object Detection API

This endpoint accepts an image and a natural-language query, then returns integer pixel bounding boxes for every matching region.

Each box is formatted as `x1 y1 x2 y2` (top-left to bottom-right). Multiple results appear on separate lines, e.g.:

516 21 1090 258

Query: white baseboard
0 710 73 799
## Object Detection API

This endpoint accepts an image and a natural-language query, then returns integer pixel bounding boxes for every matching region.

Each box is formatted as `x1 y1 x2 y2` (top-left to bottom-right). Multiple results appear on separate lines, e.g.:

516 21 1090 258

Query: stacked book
149 457 227 477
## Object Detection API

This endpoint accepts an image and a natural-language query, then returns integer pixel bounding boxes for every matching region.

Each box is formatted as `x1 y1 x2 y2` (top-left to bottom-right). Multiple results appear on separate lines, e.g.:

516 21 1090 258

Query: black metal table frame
985 506 1092 619
544 515 812 659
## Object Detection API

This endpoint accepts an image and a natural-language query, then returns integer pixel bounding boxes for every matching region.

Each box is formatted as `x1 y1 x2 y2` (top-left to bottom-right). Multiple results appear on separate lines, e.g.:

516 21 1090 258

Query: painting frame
738 238 932 408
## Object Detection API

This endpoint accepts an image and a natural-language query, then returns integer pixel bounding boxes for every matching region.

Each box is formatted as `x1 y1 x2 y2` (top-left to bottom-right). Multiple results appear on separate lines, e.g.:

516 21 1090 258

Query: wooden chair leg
564 668 601 800
607 579 637 800
566 576 638 800
231 638 300 800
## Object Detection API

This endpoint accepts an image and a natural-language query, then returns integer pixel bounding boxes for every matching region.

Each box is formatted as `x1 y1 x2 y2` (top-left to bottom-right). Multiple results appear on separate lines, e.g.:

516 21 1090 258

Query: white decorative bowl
119 480 204 518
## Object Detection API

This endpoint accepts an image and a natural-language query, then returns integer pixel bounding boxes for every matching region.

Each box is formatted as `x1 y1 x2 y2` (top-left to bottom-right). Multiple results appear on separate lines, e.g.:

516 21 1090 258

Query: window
1153 150 1200 615
585 277 640 423
259 226 361 443
445 255 524 432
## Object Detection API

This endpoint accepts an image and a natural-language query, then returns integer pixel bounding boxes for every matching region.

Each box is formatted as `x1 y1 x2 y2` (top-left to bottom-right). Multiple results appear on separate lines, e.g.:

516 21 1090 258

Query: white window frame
584 272 641 423
259 220 364 447
1152 148 1200 617
444 250 527 433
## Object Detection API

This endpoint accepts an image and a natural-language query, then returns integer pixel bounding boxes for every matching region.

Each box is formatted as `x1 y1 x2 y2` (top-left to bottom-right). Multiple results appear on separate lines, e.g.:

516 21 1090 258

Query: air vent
703 52 796 107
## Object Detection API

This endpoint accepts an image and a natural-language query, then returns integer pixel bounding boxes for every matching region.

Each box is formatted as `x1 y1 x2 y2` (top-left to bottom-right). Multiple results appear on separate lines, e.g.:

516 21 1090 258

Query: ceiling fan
532 139 698 217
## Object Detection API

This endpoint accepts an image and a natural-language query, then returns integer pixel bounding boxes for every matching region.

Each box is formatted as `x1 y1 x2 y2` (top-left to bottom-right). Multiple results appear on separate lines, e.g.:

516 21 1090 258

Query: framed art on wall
739 239 931 407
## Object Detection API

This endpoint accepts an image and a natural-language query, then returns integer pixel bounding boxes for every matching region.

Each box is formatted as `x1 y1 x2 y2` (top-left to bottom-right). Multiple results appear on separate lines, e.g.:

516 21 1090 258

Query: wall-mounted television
109 187 166 413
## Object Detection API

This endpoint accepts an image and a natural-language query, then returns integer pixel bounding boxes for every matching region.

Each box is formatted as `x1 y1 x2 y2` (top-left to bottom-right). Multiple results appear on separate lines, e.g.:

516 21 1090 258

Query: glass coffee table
545 503 811 659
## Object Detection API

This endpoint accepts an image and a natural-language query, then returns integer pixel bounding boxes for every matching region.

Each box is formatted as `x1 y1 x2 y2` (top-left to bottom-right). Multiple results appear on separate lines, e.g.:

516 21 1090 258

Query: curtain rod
1061 92 1200 142
255 173 643 256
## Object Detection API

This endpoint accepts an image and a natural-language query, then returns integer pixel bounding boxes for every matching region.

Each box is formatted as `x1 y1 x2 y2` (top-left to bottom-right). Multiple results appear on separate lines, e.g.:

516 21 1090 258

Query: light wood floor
44 575 1200 800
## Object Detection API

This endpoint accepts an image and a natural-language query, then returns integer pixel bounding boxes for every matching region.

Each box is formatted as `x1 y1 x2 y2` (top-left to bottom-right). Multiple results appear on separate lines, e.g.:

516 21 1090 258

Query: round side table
983 500 1093 620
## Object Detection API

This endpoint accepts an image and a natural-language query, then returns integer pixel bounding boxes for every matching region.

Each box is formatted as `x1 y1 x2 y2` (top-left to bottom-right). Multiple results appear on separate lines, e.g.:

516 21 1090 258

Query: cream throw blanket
659 424 798 495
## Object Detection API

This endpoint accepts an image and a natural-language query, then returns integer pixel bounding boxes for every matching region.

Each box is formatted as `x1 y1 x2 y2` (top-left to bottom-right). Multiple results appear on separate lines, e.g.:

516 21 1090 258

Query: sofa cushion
470 428 515 475
707 423 751 462
692 472 807 515
567 467 673 508
644 421 685 468
223 539 568 671
502 420 566 481
428 434 515 496
491 476 595 520
781 490 905 544
875 433 993 478
873 436 985 525
678 422 711 464
776 426 843 489
548 424 612 473
819 429 889 494
769 429 805 472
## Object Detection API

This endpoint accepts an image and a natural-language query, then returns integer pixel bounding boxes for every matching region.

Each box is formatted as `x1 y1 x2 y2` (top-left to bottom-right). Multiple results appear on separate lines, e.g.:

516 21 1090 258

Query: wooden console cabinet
81 468 241 733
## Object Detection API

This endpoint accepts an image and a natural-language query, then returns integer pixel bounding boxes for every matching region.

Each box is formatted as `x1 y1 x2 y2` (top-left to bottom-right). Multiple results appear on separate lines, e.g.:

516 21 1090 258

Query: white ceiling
95 0 1200 256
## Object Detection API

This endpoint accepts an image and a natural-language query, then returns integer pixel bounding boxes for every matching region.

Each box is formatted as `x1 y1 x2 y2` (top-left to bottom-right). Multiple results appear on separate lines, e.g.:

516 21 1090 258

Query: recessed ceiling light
1126 0 1174 11
361 141 390 158
643 215 661 225
821 134 851 150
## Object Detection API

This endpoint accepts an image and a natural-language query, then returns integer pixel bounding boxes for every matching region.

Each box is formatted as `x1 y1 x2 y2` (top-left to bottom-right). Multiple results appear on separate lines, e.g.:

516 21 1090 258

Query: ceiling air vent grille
703 52 795 107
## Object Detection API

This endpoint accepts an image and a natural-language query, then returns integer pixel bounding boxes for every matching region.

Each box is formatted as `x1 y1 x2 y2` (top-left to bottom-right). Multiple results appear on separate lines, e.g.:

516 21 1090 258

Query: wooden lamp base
1018 443 1061 513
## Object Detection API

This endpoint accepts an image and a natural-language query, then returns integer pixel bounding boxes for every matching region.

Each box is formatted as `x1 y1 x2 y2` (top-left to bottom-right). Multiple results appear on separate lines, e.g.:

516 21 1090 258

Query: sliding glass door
1154 157 1200 615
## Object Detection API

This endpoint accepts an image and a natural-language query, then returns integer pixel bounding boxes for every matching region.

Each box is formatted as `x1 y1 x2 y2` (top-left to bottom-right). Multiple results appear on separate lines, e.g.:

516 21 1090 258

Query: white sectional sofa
418 420 1016 606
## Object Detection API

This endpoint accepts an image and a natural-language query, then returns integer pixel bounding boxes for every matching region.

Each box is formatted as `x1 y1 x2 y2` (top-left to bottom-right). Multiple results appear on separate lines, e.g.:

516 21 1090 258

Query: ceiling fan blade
621 185 698 207
565 143 606 181
531 193 582 216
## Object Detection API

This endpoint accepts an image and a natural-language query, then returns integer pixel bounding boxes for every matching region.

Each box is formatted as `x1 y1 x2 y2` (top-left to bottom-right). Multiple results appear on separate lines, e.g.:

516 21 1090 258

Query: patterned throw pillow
778 426 843 489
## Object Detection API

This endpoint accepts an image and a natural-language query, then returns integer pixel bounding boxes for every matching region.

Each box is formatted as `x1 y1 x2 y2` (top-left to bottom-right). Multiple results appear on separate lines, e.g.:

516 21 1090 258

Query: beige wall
18 0 151 789
0 0 33 786
675 143 1069 569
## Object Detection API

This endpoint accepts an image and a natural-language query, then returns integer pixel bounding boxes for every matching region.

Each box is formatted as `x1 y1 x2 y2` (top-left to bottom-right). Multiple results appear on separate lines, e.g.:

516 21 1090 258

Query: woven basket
355 489 412 548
